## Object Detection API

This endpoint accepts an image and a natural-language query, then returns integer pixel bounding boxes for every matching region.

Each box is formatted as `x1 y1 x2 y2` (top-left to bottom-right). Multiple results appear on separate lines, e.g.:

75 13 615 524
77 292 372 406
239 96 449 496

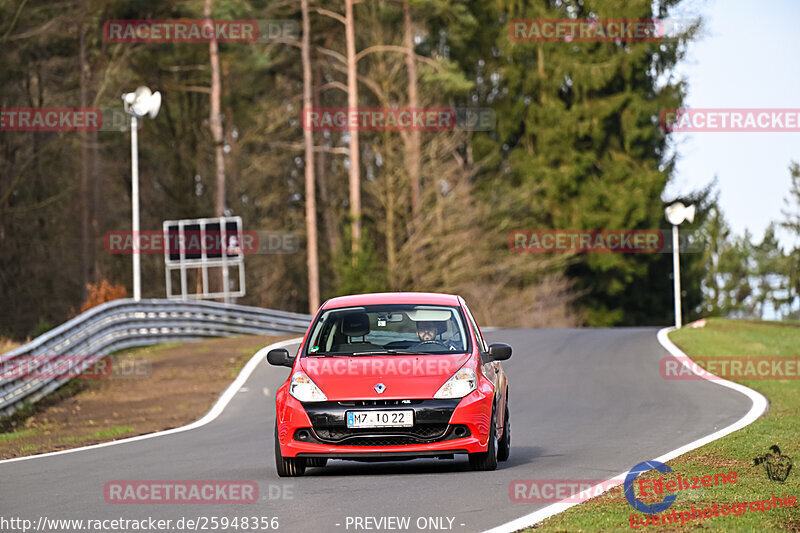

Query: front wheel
274 424 306 477
497 403 511 462
306 457 328 468
468 412 498 471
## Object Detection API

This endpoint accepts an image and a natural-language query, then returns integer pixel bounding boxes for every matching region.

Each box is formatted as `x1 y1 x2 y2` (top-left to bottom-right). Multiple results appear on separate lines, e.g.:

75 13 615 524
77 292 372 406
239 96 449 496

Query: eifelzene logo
754 445 793 482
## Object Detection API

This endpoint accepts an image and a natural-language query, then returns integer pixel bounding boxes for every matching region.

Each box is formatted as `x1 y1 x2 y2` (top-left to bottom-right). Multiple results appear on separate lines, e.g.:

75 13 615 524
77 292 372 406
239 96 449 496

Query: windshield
303 304 470 356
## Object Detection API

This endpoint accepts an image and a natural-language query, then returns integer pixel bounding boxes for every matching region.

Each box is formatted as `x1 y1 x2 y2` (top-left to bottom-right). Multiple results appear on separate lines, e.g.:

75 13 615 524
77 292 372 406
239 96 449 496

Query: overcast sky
664 0 800 249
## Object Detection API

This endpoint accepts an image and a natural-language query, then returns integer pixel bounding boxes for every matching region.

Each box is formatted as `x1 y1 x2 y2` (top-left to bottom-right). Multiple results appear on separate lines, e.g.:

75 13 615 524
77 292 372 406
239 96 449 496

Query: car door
460 299 506 433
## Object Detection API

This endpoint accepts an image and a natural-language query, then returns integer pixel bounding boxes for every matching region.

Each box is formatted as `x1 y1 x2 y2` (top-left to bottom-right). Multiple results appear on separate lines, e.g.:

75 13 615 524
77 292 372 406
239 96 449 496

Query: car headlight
289 372 327 402
434 368 477 399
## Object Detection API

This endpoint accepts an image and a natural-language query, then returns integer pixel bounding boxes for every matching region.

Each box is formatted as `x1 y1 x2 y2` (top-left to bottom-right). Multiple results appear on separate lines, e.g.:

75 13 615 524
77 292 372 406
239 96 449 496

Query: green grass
530 318 800 532
57 425 134 444
0 428 41 443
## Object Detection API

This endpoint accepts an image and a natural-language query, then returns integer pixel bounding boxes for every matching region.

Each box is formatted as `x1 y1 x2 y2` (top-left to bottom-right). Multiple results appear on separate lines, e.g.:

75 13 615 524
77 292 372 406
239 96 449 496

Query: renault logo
374 383 386 394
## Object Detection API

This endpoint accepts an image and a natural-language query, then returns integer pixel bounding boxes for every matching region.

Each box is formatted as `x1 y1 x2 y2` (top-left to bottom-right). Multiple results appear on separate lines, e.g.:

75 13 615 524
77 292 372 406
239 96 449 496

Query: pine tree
466 0 700 325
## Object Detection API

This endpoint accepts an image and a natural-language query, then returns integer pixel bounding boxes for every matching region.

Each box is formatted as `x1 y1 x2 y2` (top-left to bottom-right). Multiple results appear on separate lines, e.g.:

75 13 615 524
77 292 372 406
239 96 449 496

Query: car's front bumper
275 390 492 458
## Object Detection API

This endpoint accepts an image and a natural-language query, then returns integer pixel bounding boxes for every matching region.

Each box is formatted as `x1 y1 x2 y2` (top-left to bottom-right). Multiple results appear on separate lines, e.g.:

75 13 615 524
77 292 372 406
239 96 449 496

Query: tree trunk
314 54 340 259
386 168 397 289
79 0 90 297
403 2 421 216
205 0 226 299
345 0 361 261
302 0 320 312
205 0 225 218
224 58 238 205
90 127 100 280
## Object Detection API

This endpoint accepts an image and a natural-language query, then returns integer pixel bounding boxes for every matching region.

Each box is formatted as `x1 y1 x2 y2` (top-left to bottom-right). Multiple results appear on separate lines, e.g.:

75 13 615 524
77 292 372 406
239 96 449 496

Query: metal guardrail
0 299 311 417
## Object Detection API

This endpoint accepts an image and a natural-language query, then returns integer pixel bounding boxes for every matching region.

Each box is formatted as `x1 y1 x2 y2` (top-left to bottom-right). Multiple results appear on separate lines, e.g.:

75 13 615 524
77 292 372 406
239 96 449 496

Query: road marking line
0 337 302 465
483 326 768 533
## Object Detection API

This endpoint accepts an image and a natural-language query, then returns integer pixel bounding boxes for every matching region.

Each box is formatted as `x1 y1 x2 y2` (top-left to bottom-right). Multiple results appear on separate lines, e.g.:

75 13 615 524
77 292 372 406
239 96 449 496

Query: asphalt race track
0 328 754 533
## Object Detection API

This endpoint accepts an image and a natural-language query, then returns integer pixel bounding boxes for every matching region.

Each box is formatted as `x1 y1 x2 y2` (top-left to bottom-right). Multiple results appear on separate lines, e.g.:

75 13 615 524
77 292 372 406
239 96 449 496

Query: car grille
342 436 429 446
295 424 470 446
314 424 448 441
299 398 464 446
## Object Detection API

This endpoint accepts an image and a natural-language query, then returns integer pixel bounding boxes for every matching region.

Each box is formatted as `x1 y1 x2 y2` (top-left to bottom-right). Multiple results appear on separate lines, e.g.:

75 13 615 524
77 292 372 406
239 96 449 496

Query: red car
267 292 512 476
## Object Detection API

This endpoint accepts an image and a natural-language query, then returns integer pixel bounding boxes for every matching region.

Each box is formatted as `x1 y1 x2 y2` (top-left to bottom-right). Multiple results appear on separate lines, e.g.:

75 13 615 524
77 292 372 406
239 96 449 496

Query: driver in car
416 321 439 342
415 321 459 350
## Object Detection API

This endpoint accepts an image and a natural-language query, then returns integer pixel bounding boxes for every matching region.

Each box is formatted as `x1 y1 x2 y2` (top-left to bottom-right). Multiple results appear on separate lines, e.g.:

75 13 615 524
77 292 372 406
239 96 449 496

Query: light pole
665 202 696 328
122 87 161 301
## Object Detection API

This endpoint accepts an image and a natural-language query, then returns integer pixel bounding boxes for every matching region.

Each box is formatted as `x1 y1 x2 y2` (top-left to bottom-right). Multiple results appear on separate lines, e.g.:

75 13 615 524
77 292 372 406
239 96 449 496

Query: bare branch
268 37 349 66
161 64 208 72
268 141 350 155
313 7 345 24
355 44 445 72
319 80 348 93
6 17 57 41
1 0 29 42
93 45 134 105
329 62 387 105
164 84 212 94
317 146 350 155
316 45 347 66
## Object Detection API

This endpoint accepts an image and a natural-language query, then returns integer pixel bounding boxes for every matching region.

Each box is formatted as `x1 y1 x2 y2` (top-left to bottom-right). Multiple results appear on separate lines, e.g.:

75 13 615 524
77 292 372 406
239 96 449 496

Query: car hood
299 353 471 400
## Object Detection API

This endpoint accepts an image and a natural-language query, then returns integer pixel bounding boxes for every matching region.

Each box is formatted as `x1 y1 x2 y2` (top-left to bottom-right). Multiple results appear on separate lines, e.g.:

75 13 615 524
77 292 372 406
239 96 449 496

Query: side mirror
487 343 512 362
267 348 294 367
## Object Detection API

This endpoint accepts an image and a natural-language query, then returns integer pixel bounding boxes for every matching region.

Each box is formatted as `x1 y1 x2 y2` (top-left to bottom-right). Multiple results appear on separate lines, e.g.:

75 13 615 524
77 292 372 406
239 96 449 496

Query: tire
274 424 306 477
306 457 328 468
497 403 511 462
469 410 498 471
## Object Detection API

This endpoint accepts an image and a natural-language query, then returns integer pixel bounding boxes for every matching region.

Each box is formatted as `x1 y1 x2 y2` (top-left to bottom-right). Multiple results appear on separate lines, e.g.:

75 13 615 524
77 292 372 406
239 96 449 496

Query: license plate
346 410 414 428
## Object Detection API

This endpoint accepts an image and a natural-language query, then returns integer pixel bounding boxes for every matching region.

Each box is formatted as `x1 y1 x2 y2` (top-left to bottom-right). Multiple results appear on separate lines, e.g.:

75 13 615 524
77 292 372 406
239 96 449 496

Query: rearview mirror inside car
267 348 294 367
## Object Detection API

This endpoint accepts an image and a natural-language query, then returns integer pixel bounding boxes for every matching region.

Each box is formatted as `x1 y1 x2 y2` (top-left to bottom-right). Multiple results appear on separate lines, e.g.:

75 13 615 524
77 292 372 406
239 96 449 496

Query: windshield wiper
305 352 361 357
308 348 467 356
353 349 421 355
307 349 419 356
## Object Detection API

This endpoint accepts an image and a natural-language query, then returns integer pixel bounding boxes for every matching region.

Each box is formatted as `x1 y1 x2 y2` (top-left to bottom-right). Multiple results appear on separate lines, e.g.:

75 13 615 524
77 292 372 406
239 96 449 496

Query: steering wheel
411 340 449 350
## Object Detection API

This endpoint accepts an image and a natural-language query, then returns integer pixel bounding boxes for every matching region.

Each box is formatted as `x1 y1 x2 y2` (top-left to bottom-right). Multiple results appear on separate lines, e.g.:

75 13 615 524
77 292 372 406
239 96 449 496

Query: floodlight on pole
665 202 695 328
122 86 161 301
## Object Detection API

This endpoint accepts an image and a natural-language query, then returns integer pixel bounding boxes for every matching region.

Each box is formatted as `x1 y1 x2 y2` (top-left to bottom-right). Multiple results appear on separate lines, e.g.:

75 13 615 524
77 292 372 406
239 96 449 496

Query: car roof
320 292 461 310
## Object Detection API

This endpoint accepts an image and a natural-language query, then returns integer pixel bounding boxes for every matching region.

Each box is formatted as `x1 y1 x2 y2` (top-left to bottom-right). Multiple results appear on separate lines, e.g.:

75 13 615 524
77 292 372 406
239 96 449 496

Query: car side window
461 302 488 353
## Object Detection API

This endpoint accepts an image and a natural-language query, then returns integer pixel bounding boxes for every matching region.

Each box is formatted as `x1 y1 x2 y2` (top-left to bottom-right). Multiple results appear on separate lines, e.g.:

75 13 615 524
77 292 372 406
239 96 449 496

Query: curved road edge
0 337 304 466
482 326 769 533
